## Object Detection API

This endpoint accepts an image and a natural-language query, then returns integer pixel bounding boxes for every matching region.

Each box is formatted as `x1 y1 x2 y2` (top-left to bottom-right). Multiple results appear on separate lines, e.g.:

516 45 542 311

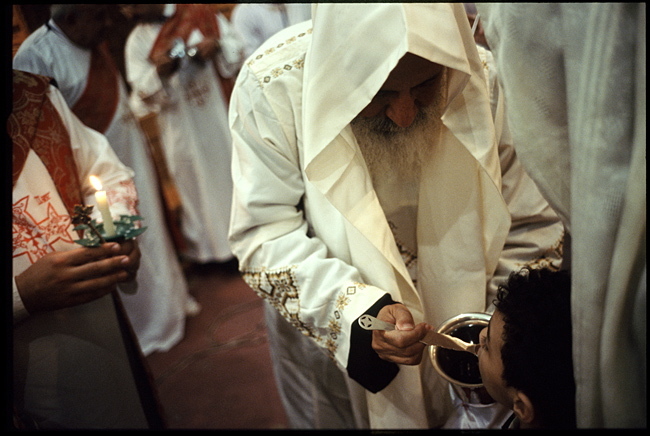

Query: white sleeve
124 27 170 117
13 44 54 78
228 66 397 391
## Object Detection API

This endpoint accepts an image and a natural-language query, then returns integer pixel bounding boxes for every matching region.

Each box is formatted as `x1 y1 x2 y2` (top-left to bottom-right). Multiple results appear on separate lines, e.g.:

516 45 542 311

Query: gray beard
351 97 445 186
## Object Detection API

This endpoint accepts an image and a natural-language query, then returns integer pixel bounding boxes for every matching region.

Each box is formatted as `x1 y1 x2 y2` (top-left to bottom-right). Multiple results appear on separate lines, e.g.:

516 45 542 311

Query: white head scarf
302 3 493 172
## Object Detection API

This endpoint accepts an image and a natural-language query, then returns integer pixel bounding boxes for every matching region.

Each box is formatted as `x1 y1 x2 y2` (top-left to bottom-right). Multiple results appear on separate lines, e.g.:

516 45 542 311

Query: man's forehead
382 53 443 90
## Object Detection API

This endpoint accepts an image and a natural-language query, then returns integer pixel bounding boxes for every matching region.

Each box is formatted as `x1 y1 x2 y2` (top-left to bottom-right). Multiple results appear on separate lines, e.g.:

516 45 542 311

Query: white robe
13 20 194 355
12 79 149 429
228 4 564 429
477 3 646 428
124 9 242 263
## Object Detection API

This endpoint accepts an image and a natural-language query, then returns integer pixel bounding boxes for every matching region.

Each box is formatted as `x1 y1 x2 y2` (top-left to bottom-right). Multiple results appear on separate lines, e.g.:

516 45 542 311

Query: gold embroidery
247 28 312 68
388 220 418 285
519 233 565 271
260 56 305 86
328 318 342 336
336 293 351 310
241 266 364 361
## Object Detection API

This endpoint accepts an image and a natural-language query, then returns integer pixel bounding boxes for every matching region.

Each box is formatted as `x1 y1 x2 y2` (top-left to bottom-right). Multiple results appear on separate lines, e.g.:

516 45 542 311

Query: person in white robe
13 4 198 356
11 69 162 429
228 3 565 430
123 4 244 265
477 3 646 428
231 3 312 59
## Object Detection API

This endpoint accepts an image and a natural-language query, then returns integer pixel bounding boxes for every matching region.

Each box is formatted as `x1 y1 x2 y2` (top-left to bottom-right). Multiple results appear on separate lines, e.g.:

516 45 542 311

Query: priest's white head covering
302 3 493 170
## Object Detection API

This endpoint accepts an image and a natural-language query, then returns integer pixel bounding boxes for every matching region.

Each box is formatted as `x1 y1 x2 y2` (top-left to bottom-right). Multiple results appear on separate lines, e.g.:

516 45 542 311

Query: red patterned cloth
70 41 119 134
10 70 83 217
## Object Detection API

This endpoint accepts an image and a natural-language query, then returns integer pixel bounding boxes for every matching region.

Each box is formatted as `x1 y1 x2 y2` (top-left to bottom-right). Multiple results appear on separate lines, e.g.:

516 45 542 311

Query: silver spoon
358 314 480 355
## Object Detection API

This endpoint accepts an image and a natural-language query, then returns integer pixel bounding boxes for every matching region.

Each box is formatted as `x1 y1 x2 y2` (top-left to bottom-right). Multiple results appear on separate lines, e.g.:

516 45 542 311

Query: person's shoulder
243 20 312 81
14 24 51 56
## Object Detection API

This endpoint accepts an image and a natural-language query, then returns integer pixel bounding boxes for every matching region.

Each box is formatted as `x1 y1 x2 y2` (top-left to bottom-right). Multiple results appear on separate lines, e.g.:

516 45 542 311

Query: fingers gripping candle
89 175 117 238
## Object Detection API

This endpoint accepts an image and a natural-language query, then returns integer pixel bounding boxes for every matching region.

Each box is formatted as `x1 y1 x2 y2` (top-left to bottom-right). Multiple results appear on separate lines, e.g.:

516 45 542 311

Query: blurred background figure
231 3 312 59
13 4 199 356
210 3 237 22
477 2 646 428
11 69 162 429
12 5 31 57
121 4 244 270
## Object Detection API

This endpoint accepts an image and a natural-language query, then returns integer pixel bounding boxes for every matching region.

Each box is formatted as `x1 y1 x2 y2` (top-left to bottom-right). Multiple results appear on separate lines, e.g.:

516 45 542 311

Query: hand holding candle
89 175 117 238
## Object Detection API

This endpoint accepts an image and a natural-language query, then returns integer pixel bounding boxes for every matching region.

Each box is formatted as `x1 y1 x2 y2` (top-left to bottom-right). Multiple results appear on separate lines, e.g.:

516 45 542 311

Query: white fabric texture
229 3 564 429
231 3 312 59
477 3 646 428
442 384 511 429
125 8 242 263
12 82 148 429
14 20 194 355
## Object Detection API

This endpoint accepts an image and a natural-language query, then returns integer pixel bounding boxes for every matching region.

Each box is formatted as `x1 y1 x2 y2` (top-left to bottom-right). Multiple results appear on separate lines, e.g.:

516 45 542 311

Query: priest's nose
385 92 419 128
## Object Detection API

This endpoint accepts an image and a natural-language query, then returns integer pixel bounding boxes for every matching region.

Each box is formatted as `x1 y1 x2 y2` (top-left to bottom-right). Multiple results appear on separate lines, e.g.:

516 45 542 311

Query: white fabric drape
478 3 646 428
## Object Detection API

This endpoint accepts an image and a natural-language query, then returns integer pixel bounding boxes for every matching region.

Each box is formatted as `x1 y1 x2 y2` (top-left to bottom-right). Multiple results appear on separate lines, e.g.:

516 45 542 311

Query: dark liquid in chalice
437 324 483 385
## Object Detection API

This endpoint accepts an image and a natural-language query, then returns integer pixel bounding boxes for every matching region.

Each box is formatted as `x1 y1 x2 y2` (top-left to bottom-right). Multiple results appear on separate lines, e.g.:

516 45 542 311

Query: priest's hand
15 242 138 314
371 303 430 365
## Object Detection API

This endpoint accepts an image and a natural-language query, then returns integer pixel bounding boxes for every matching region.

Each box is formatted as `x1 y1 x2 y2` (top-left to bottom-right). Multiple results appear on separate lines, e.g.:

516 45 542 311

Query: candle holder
71 204 147 247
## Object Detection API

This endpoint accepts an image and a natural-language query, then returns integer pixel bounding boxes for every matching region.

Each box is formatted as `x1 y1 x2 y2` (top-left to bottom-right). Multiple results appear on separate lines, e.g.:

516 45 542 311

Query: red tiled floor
145 263 289 429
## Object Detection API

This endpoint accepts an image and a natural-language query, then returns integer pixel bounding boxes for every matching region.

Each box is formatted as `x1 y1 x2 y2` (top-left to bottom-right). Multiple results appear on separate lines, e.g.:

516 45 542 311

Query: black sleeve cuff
346 293 399 393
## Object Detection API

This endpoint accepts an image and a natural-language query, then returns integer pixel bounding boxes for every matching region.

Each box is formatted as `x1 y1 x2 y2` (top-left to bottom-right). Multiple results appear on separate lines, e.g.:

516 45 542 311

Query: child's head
478 267 575 428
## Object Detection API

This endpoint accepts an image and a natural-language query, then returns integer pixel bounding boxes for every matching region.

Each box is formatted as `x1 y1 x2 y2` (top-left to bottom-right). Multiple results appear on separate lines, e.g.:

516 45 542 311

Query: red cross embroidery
12 195 74 264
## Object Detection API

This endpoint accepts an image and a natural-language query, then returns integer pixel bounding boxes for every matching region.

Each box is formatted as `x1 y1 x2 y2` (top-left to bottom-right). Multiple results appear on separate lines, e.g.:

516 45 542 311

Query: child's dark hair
495 267 575 428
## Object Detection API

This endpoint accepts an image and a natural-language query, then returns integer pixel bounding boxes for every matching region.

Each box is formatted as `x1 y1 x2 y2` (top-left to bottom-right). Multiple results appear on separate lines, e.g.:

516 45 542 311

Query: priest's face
355 53 445 132
351 54 446 180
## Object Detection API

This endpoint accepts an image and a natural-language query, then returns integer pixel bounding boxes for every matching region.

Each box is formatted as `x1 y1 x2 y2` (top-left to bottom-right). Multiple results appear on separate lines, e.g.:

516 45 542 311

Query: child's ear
512 390 536 426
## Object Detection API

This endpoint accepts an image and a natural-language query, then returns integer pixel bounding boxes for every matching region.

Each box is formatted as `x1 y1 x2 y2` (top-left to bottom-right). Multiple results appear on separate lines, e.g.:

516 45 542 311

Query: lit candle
89 175 117 238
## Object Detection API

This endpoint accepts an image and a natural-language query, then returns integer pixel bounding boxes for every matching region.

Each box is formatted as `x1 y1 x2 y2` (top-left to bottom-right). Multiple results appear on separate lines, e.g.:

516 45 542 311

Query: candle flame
89 175 103 191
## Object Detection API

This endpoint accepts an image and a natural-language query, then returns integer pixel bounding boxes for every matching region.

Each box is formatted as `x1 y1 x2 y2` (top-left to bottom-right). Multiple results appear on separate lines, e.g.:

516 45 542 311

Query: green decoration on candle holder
71 204 148 247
